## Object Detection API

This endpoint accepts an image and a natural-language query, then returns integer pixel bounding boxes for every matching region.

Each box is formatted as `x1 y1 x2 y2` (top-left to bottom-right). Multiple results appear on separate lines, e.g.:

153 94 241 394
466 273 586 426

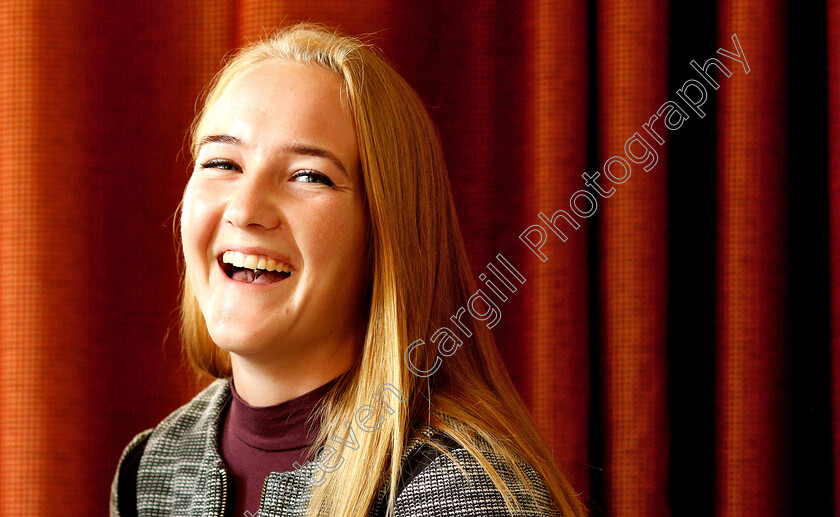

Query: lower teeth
230 267 285 284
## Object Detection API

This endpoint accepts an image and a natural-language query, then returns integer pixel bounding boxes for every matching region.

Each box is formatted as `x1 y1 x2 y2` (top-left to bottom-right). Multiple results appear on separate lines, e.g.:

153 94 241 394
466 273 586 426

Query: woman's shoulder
118 377 229 448
110 426 154 517
387 424 562 516
117 378 231 468
146 378 231 439
110 378 230 515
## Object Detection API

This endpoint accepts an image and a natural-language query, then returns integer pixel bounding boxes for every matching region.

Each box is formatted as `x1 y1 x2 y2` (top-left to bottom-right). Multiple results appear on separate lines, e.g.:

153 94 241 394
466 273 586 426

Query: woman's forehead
198 60 358 165
216 61 345 123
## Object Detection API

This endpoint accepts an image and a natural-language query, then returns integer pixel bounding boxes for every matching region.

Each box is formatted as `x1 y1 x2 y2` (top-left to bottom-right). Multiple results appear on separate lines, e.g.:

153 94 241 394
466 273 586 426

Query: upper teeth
222 251 293 273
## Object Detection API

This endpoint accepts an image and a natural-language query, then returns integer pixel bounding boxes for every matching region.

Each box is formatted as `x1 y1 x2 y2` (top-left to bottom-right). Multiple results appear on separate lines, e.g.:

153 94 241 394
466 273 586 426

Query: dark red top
219 376 339 517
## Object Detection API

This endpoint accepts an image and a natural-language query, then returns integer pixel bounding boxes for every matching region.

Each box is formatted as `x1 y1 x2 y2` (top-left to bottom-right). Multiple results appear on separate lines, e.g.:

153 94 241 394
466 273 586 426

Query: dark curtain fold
715 2 791 516
0 1 832 515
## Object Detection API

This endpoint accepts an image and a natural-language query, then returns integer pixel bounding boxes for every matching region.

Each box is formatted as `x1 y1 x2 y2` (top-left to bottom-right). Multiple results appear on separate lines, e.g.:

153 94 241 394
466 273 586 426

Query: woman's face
181 59 369 364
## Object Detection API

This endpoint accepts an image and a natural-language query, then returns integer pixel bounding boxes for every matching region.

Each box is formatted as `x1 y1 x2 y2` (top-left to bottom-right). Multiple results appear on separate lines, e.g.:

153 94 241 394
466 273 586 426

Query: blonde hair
176 22 586 517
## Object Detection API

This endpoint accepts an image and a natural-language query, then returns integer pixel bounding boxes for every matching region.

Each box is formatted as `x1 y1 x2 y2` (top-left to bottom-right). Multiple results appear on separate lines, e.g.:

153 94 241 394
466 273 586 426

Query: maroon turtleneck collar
219 375 340 517
225 376 337 451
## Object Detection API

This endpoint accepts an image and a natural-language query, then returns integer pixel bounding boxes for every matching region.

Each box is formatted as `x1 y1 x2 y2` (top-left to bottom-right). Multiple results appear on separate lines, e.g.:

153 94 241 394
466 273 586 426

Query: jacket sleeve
391 447 562 517
109 428 155 517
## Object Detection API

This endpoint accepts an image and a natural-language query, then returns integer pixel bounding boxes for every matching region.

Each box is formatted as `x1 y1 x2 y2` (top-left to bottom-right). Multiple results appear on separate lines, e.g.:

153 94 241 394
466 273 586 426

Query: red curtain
0 1 832 515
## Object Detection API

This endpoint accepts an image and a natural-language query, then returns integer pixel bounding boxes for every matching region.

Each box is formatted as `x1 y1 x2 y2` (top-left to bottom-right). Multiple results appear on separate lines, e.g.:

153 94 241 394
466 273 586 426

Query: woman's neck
228 342 356 406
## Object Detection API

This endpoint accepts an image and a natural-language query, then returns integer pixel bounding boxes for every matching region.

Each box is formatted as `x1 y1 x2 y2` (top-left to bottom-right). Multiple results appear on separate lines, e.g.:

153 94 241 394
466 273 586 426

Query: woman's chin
207 327 280 358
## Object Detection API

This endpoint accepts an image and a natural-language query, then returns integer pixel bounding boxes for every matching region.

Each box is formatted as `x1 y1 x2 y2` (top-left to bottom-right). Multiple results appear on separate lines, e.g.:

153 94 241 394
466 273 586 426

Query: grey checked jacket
109 378 562 516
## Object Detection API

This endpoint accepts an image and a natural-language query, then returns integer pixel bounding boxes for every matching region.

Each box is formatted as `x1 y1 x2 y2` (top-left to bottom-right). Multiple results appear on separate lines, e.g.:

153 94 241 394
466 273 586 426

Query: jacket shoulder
392 430 561 516
109 379 230 517
144 378 230 443
110 427 154 517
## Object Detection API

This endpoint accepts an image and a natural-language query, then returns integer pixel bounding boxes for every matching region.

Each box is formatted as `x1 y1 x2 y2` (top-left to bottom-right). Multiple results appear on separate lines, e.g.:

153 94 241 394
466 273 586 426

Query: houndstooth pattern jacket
109 378 562 516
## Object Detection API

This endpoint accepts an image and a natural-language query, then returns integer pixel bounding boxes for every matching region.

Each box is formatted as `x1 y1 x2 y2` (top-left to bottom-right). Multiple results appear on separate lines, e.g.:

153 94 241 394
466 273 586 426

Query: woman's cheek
181 181 221 276
297 197 342 243
185 180 222 231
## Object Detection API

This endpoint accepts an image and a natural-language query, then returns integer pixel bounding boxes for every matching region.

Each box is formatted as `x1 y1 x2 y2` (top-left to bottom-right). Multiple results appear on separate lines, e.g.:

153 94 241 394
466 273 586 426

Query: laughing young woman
109 23 586 517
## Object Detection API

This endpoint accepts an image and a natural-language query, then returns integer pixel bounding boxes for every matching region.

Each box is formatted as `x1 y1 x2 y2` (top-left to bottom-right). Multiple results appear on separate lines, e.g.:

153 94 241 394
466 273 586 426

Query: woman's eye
292 169 334 186
199 159 240 171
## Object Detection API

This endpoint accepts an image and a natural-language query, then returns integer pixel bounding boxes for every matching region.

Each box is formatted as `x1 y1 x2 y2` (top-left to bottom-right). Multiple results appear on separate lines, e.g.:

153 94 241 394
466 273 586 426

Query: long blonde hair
176 22 586 517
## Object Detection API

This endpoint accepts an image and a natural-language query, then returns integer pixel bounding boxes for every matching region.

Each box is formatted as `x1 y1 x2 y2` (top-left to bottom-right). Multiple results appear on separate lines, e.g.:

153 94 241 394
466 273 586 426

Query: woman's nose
223 173 282 230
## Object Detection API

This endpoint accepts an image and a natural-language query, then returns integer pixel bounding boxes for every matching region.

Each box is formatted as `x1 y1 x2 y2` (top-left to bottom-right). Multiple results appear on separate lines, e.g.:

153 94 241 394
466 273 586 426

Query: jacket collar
135 378 437 516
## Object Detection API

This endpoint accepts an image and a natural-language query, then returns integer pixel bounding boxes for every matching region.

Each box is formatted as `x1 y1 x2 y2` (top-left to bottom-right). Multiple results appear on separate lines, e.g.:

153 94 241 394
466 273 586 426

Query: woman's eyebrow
196 134 349 177
285 143 349 177
197 134 242 148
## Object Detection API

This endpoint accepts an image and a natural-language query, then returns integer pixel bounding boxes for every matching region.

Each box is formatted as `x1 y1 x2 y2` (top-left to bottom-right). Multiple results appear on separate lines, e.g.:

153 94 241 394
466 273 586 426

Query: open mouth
219 253 293 285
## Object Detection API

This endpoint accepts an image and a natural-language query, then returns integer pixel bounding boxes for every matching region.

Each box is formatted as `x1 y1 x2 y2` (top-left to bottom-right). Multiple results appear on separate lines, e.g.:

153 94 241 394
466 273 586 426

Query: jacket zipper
218 467 228 517
258 474 270 514
217 467 267 516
